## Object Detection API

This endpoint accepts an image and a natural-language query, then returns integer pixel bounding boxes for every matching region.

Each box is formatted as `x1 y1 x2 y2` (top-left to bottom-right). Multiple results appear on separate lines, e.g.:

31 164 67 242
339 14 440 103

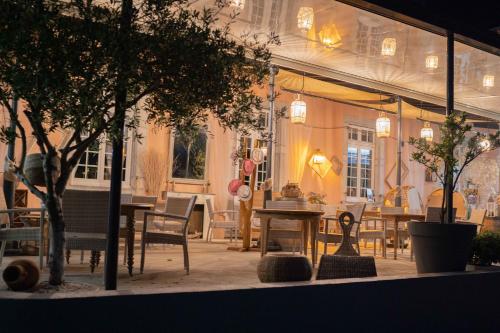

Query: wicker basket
257 254 312 282
316 255 377 280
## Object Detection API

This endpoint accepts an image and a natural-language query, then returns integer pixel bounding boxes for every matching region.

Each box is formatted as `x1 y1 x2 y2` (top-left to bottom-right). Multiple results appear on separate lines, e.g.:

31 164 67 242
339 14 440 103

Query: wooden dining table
253 208 324 267
121 203 154 276
364 210 425 259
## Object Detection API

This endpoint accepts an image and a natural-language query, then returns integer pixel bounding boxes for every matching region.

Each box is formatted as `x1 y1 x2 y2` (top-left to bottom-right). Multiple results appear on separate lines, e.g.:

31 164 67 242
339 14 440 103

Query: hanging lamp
420 107 433 142
230 0 245 9
297 7 314 31
425 55 439 69
483 75 495 88
479 137 491 151
420 122 433 142
376 112 391 138
291 73 307 124
381 38 397 56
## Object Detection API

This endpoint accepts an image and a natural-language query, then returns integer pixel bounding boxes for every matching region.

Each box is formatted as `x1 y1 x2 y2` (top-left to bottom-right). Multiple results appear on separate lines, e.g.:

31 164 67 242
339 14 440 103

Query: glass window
172 129 208 180
346 125 374 200
74 131 131 184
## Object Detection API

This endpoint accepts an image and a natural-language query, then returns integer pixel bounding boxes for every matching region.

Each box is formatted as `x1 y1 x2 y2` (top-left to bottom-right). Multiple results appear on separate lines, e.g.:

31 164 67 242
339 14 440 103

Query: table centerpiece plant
407 110 500 273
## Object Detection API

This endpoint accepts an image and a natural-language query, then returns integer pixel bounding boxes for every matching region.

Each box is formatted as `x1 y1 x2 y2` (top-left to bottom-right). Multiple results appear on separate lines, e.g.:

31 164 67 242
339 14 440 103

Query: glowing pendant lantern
483 75 495 88
308 149 332 178
230 0 245 9
479 138 491 151
297 7 314 31
425 55 439 69
319 24 342 48
290 94 307 124
376 112 390 138
420 121 433 142
381 38 397 56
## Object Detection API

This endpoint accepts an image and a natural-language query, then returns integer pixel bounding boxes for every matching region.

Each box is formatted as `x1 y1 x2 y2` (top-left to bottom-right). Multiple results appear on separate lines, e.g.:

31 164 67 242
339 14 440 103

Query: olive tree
0 0 276 285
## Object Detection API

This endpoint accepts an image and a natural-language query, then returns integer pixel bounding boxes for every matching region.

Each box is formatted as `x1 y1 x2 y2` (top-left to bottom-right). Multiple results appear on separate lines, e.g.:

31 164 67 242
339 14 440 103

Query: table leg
260 217 271 257
127 213 135 276
302 220 309 257
310 218 319 267
393 218 398 260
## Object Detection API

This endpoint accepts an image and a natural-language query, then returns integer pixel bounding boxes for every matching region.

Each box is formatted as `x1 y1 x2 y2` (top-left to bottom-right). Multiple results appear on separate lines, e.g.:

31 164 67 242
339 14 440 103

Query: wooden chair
316 203 366 255
425 207 457 222
359 215 387 258
206 198 239 242
63 190 110 272
140 196 197 274
462 208 486 233
0 207 46 269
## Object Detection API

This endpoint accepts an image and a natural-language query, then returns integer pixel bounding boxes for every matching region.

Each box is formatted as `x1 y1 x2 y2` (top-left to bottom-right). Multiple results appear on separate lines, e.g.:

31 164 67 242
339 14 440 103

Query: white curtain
287 124 312 186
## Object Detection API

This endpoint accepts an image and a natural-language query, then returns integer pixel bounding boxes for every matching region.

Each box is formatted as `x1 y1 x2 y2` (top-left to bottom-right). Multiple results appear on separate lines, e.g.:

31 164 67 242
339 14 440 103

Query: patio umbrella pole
3 97 18 214
395 96 402 207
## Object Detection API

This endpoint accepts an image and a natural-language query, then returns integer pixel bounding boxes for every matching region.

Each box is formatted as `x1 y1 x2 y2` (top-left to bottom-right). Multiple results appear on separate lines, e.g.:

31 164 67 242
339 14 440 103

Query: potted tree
408 111 500 273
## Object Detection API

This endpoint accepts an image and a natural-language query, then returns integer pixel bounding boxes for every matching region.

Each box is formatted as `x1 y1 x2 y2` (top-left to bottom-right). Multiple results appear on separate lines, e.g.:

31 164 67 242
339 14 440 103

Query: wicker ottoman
316 255 377 280
257 254 312 282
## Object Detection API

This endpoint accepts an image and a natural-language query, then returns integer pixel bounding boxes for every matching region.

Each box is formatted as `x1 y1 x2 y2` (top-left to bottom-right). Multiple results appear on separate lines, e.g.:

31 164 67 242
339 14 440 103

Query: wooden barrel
23 153 60 187
2 259 40 291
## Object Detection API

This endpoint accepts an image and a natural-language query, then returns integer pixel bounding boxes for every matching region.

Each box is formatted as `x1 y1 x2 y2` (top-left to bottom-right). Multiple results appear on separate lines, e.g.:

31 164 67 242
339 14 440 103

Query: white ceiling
194 0 500 120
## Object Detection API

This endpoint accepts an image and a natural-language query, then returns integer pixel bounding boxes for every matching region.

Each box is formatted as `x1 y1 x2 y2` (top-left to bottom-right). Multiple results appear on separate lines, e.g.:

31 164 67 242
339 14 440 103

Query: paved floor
0 239 419 293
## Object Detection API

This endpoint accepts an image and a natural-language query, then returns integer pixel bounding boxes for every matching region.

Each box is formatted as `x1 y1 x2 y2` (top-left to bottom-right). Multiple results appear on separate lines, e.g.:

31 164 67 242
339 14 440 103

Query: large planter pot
408 221 477 274
23 153 60 187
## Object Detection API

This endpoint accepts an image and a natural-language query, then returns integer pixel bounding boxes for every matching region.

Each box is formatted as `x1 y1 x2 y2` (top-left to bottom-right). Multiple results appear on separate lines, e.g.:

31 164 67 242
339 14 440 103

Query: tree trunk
45 192 65 285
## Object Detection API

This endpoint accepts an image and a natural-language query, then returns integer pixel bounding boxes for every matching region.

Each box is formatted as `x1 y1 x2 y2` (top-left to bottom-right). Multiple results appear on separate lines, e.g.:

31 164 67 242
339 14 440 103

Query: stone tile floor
0 239 420 292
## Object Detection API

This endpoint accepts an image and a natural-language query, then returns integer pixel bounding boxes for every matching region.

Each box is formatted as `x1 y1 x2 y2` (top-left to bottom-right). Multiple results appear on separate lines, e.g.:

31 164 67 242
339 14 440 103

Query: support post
266 65 278 181
105 0 133 290
395 96 402 207
445 30 454 224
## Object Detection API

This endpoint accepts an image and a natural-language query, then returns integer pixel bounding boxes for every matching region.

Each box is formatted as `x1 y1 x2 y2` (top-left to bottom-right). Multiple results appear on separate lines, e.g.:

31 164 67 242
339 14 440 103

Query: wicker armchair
316 203 366 255
62 190 110 272
140 196 197 274
0 207 46 269
206 198 239 242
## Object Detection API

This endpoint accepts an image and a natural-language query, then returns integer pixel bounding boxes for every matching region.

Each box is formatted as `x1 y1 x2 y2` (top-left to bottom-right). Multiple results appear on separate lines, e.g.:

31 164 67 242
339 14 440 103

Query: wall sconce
376 112 391 138
425 55 439 69
483 75 495 88
318 24 342 49
230 0 245 9
308 149 332 178
381 38 397 56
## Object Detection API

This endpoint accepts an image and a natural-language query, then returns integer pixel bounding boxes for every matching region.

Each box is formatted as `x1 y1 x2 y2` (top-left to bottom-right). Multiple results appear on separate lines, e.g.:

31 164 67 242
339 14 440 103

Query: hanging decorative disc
251 148 265 165
237 185 253 201
242 159 256 176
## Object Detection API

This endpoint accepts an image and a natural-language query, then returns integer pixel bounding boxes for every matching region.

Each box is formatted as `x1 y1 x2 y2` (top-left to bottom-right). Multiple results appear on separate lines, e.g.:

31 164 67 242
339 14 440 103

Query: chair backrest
468 208 486 226
132 195 158 220
346 203 366 235
206 198 215 221
63 190 110 234
165 196 197 235
425 207 457 222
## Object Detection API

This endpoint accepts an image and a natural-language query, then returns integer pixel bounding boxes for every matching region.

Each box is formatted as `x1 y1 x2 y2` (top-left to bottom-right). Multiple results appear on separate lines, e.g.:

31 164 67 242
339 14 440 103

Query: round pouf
257 254 312 283
2 259 40 291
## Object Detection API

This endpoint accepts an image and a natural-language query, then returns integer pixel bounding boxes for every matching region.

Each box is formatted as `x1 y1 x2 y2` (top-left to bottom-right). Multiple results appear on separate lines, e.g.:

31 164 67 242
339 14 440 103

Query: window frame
345 125 375 202
168 128 210 185
70 131 133 188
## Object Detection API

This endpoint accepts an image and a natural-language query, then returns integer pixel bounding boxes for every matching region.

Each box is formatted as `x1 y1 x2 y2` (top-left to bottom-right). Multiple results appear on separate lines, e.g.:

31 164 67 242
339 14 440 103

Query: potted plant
408 111 500 273
307 192 327 211
470 231 500 266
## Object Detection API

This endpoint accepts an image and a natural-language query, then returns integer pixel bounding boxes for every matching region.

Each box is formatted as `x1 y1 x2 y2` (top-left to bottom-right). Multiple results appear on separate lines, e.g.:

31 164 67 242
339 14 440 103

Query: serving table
121 203 154 276
253 208 324 267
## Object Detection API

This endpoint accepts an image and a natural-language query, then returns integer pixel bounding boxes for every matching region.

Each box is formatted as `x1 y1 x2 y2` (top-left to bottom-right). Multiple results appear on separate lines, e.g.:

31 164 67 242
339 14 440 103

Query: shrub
470 231 500 266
